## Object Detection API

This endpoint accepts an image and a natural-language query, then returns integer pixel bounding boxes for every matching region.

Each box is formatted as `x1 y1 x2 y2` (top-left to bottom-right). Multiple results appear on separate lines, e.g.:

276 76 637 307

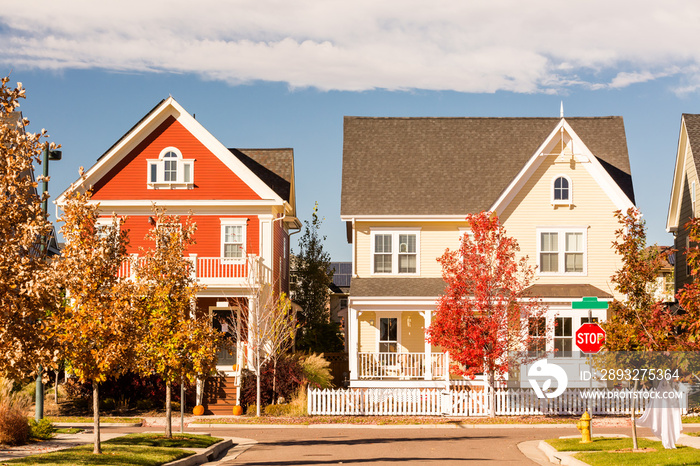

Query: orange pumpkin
232 405 243 416
192 405 205 416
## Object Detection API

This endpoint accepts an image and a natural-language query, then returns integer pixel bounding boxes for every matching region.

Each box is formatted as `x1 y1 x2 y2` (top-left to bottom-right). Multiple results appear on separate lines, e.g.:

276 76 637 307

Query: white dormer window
147 147 194 189
552 175 572 205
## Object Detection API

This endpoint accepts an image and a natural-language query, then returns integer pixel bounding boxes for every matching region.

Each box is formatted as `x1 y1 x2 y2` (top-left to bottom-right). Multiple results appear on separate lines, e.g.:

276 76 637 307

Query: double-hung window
147 147 194 188
371 230 419 275
221 219 247 260
554 317 572 357
537 228 586 275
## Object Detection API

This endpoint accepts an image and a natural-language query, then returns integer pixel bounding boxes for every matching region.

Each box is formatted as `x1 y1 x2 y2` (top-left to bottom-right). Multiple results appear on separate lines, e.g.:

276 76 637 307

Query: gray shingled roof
341 117 634 216
350 277 446 297
229 148 294 204
524 284 612 299
683 114 700 171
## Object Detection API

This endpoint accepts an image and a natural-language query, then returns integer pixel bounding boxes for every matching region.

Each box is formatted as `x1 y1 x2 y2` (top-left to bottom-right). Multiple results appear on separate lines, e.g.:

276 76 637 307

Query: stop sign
575 323 606 353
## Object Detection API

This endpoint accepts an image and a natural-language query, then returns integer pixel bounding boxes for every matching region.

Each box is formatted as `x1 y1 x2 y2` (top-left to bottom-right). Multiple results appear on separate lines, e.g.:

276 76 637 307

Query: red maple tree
675 217 700 351
427 211 545 416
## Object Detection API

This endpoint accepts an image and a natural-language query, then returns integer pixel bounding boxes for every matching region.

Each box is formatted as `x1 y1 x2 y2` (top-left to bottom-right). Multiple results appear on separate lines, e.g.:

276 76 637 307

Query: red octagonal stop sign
575 323 606 353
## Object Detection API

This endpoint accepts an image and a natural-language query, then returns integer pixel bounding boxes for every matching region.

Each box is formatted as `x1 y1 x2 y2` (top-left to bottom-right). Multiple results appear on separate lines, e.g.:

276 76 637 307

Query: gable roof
341 116 634 217
229 148 294 205
57 97 293 212
667 114 700 231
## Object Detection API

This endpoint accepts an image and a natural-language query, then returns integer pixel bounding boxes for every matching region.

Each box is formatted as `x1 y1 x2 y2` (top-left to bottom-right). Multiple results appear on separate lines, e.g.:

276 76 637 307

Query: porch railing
358 352 446 380
117 254 272 285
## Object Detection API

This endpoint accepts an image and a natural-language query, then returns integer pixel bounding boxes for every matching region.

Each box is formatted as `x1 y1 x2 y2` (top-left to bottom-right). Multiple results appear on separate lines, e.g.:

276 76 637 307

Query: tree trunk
54 370 59 403
93 383 101 454
489 371 496 418
165 381 172 438
256 363 262 417
631 379 639 450
272 359 277 404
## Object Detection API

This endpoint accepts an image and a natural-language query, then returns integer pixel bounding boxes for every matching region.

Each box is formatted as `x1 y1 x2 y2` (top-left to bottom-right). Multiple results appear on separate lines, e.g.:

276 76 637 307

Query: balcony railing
118 254 272 286
358 352 446 380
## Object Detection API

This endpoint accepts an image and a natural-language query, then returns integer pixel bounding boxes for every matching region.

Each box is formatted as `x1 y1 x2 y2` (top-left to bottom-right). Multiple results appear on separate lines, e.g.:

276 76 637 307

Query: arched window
147 147 194 188
552 175 571 204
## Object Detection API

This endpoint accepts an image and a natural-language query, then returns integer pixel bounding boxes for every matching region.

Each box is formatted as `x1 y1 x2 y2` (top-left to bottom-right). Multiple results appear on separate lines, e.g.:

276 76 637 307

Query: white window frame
370 228 420 276
147 147 195 189
221 219 247 262
551 174 572 206
376 314 401 353
95 217 121 240
536 227 587 276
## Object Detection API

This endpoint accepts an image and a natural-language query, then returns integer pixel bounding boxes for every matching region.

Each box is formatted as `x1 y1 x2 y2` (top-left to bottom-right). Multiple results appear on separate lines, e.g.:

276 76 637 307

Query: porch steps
203 376 240 415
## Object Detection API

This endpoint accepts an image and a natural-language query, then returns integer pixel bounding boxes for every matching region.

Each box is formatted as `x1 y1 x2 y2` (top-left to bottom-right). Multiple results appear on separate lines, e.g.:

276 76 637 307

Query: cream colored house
340 116 636 388
667 114 700 293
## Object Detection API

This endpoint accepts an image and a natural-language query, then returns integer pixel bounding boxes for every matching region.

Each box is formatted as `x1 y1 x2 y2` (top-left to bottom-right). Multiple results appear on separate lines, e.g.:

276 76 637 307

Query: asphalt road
198 424 663 465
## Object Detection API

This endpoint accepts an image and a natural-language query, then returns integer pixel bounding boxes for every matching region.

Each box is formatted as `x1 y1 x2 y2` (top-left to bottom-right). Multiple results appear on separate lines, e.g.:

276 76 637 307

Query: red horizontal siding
91 116 261 201
107 215 260 257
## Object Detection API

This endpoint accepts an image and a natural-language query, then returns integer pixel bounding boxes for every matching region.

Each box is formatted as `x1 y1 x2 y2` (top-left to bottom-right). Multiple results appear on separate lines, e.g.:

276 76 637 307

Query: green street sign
571 296 609 310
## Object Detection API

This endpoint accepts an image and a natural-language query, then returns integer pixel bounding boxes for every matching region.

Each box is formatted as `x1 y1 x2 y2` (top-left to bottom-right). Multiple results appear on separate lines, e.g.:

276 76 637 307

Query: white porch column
421 310 432 380
348 306 358 382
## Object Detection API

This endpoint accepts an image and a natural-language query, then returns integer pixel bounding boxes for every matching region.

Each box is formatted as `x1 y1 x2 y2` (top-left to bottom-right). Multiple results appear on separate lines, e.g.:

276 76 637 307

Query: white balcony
358 352 446 380
118 253 272 288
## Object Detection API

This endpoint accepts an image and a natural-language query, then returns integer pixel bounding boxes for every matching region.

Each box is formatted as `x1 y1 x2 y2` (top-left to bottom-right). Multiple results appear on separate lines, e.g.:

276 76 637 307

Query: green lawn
547 436 700 466
4 433 223 466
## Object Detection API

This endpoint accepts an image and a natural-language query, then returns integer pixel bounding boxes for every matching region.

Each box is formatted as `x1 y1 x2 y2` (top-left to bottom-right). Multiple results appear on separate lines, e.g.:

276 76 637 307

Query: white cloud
2 0 700 93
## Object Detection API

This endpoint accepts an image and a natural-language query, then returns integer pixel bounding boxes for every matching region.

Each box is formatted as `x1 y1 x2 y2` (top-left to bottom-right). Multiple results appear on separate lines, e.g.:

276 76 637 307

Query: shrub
0 405 29 446
0 377 30 446
135 399 155 411
171 401 181 412
29 418 55 440
300 353 333 389
240 355 304 408
101 397 116 411
246 404 257 416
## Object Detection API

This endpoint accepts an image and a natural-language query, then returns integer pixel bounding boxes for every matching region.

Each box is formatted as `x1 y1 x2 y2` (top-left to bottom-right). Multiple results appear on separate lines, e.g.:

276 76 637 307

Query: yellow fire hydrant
576 411 592 444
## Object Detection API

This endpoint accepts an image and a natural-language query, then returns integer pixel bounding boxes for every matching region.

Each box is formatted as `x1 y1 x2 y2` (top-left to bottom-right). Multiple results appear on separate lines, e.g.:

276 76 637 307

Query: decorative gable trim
56 97 284 206
667 116 693 232
490 118 635 215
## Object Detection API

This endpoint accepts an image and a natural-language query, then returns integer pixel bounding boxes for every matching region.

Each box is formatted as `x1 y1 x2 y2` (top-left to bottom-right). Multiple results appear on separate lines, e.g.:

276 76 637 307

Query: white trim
536 227 588 276
490 118 634 215
146 146 195 189
370 228 421 276
56 96 284 206
220 218 247 261
551 174 573 206
341 215 469 222
667 117 690 232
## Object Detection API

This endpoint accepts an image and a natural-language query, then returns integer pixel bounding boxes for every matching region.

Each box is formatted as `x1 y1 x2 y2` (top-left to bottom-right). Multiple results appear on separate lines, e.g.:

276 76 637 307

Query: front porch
357 352 447 380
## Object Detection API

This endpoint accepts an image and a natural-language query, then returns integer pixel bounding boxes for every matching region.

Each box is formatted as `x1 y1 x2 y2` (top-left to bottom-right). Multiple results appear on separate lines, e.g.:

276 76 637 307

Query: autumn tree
226 274 297 416
602 208 678 449
426 211 545 417
55 188 137 454
0 77 61 381
134 208 221 437
292 202 343 353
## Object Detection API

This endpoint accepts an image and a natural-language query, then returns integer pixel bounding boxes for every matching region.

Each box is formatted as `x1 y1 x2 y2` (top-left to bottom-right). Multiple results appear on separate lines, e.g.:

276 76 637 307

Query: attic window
147 147 194 189
552 175 571 205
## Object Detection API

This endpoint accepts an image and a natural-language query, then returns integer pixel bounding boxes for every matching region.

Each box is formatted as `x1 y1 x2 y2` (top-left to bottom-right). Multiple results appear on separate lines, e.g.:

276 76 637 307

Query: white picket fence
308 387 688 416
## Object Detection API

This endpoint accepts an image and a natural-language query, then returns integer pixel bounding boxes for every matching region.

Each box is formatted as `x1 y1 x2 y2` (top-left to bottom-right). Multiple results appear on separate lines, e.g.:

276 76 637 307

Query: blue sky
2 1 700 260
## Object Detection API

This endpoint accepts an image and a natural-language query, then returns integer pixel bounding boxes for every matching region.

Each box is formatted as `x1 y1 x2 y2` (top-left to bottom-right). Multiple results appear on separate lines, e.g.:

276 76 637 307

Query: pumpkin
192 405 205 416
232 405 243 416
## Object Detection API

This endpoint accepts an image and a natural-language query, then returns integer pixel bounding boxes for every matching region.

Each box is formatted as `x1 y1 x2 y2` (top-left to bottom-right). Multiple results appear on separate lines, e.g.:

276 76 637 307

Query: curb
538 440 590 466
163 439 233 466
189 422 580 429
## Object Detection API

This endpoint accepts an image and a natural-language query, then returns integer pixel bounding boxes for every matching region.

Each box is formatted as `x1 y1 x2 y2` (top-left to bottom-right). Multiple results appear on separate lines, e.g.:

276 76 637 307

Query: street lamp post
35 144 61 422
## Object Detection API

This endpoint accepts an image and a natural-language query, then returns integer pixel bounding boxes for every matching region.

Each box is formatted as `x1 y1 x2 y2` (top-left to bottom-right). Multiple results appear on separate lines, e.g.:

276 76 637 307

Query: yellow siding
355 221 467 278
358 312 376 352
400 312 425 352
500 146 624 298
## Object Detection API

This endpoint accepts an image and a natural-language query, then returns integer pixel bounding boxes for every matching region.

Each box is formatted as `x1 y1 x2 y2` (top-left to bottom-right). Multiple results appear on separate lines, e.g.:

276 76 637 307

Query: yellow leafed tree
134 207 221 438
0 77 61 381
55 188 138 454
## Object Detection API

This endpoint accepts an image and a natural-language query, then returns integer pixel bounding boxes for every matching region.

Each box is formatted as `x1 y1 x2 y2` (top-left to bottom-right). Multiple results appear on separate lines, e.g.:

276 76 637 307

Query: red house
56 97 299 412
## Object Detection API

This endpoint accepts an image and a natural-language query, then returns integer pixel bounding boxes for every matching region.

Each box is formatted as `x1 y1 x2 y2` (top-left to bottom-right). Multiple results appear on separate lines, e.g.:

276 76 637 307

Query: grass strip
546 437 657 452
576 445 700 466
3 444 193 465
103 433 222 448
